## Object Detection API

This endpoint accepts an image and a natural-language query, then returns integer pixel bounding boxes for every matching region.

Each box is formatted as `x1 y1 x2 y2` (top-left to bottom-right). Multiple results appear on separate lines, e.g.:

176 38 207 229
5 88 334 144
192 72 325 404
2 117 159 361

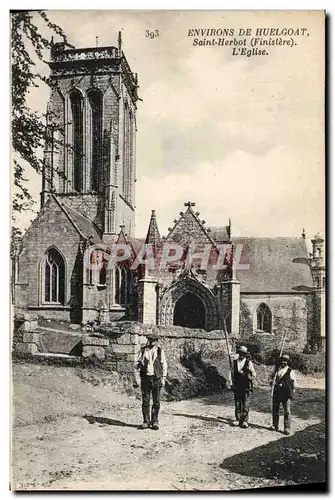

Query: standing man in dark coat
230 345 256 428
270 354 296 435
135 333 167 430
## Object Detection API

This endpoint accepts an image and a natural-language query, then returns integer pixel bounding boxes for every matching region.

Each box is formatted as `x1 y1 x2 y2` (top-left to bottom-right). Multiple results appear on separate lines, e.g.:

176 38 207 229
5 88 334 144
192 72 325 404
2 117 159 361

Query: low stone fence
13 317 233 377
94 322 231 376
14 313 40 355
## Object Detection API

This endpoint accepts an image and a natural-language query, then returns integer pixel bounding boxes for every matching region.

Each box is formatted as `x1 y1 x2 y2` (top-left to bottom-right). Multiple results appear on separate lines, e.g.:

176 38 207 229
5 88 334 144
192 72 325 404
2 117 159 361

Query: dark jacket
233 358 254 393
273 368 294 400
138 346 164 379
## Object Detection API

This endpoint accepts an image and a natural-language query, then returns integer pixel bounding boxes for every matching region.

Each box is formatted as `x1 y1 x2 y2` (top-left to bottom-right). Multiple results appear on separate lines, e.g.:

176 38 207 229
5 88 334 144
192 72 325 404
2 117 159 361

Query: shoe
151 423 159 430
270 425 278 432
241 422 249 428
232 420 240 427
284 429 291 435
139 422 150 429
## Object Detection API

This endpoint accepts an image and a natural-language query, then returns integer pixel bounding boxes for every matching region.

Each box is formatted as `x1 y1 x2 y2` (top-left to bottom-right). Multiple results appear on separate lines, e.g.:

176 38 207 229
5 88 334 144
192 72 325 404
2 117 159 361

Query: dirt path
11 364 325 491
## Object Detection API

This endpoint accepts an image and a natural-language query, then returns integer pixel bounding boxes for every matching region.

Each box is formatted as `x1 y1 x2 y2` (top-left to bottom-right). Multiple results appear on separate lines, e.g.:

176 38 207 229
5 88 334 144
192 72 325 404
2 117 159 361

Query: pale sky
17 10 325 240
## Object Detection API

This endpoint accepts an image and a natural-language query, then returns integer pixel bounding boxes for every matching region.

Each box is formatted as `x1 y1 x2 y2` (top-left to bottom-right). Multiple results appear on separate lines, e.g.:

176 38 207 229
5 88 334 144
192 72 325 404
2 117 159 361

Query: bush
240 301 253 337
238 341 325 375
165 343 228 399
282 352 325 375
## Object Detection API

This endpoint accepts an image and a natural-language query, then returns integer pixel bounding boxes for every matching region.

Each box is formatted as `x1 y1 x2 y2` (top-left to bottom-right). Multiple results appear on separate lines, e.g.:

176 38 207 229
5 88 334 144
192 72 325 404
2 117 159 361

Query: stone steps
38 326 87 336
34 352 80 360
38 328 83 355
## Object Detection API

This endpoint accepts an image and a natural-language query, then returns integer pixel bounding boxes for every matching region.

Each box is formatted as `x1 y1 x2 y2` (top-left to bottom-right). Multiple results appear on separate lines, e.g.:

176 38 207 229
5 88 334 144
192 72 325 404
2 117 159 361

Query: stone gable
165 207 216 248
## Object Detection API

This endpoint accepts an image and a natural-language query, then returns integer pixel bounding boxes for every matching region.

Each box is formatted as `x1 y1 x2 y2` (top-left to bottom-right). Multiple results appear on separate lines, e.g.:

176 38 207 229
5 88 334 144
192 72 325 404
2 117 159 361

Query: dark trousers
141 375 162 424
234 391 250 424
272 391 291 430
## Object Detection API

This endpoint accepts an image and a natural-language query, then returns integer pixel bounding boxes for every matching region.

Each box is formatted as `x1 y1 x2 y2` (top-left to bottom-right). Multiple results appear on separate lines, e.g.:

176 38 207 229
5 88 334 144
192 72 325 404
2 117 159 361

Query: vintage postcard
11 10 326 491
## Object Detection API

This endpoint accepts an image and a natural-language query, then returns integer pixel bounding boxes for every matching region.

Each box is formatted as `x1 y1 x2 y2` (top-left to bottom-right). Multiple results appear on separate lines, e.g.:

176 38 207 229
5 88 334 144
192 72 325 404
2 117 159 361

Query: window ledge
85 283 107 289
28 305 72 310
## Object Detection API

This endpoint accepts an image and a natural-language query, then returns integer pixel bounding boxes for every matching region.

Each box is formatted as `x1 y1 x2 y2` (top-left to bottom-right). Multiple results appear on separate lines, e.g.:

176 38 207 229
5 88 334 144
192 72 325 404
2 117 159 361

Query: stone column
229 278 240 337
221 279 240 337
138 276 158 325
314 289 326 350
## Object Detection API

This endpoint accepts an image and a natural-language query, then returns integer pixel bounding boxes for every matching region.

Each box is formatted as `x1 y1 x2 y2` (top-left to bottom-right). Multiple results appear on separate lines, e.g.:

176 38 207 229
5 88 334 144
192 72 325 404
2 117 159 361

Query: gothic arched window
128 109 134 204
43 247 65 304
115 267 120 304
89 249 107 285
70 90 84 192
122 103 134 205
256 303 272 333
87 89 103 192
120 268 127 304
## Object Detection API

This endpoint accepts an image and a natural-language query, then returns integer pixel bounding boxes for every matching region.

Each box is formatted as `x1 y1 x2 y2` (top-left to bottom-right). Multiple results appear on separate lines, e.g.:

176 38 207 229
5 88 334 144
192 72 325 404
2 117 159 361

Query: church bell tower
43 32 139 238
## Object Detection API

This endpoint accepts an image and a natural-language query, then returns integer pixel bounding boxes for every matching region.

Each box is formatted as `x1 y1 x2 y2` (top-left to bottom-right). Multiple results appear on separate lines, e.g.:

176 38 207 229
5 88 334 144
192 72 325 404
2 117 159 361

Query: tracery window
256 303 272 333
43 247 65 304
70 90 84 192
122 104 134 204
88 89 103 191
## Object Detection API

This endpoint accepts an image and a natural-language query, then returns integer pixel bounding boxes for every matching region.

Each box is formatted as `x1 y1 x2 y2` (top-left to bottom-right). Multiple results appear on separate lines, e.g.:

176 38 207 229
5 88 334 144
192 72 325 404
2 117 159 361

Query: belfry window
122 104 134 204
256 303 272 333
88 89 103 191
70 90 84 192
43 247 65 304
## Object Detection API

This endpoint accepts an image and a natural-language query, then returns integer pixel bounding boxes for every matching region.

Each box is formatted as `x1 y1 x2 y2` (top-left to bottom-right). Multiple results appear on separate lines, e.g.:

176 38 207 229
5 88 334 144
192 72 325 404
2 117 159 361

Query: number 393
145 30 159 39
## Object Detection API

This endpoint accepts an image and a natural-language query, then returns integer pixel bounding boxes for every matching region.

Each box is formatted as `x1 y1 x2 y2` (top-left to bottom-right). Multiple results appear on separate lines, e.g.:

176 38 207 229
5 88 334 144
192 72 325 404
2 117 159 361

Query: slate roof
232 237 314 293
208 226 230 243
116 229 145 257
55 197 104 245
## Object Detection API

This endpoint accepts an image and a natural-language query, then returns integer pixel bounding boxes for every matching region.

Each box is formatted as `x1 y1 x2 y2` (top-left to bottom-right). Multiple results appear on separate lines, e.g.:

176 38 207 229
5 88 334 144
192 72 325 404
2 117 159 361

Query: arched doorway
173 292 205 329
160 275 218 330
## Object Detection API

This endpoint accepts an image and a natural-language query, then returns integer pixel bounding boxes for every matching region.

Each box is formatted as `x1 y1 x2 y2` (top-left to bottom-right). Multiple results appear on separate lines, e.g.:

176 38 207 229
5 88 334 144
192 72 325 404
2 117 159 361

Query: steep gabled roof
53 195 104 245
232 237 314 293
115 227 144 262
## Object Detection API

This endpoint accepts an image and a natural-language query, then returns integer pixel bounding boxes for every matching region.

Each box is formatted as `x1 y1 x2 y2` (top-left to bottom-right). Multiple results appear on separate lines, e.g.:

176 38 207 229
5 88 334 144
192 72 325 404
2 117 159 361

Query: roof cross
184 201 195 207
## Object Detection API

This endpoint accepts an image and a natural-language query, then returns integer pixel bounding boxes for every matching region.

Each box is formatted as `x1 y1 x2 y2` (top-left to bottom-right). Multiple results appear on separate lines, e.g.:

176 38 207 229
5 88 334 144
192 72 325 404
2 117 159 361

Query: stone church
13 35 325 350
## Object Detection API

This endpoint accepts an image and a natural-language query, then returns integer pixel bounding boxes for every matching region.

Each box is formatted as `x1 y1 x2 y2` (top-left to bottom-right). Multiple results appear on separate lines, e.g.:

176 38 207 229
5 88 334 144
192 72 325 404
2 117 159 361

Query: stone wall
95 322 230 378
13 314 310 385
55 193 102 229
14 313 40 355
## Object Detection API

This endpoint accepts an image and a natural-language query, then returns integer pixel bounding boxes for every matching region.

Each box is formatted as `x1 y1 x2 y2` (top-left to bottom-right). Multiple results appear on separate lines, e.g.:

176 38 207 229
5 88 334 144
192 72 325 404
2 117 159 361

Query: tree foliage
11 10 67 233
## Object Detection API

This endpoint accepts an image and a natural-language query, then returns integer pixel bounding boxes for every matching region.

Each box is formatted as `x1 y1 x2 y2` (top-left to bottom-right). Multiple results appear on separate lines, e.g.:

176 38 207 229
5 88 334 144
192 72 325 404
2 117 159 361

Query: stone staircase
38 326 83 355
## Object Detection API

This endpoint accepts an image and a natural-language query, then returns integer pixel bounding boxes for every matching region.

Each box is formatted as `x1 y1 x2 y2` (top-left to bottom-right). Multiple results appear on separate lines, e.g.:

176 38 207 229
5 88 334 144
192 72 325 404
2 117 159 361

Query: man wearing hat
269 354 296 435
230 345 256 428
134 333 167 430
